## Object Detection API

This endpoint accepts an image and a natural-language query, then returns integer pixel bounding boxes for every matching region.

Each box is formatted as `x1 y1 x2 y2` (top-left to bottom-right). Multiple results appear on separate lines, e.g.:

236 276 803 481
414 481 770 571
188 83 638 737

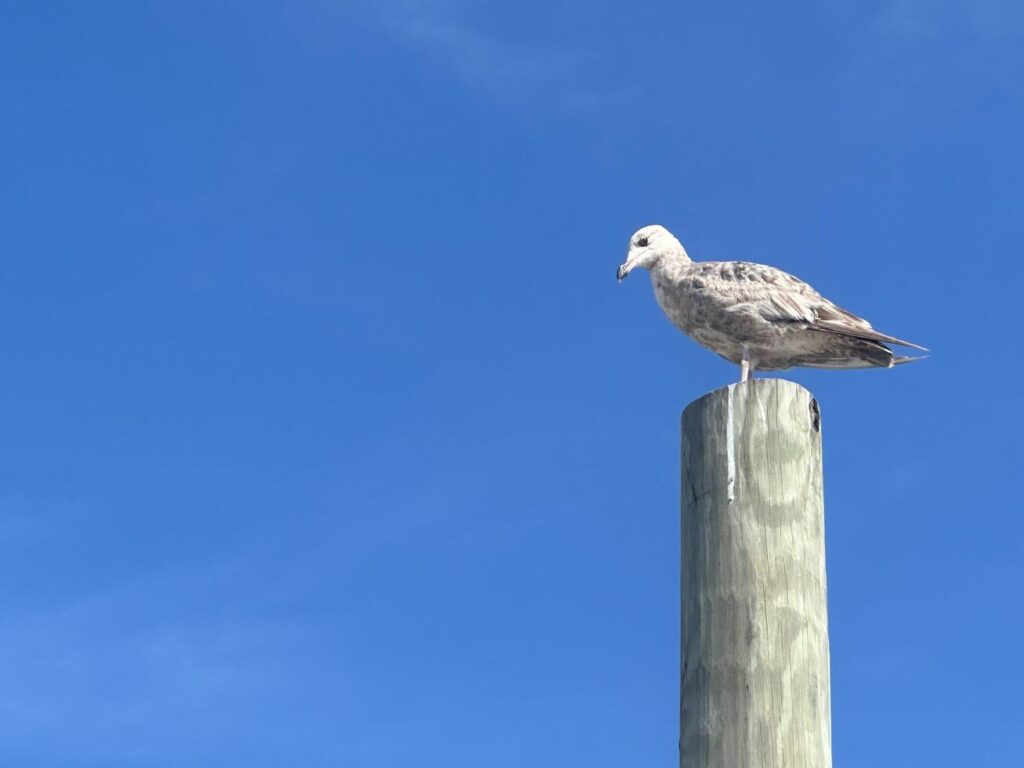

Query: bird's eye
637 236 649 247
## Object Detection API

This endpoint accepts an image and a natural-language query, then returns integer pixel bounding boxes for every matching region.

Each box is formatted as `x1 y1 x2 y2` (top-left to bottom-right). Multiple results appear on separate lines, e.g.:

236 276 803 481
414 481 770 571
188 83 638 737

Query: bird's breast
652 271 701 332
649 267 779 363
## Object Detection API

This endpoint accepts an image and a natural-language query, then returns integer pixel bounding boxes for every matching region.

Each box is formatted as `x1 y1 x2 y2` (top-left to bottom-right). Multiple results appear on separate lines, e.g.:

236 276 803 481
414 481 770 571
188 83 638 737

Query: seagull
617 224 927 382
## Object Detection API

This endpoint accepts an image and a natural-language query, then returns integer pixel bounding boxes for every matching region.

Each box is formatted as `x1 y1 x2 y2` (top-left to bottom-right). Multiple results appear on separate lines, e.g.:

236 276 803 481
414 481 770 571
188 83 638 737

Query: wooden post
680 378 831 768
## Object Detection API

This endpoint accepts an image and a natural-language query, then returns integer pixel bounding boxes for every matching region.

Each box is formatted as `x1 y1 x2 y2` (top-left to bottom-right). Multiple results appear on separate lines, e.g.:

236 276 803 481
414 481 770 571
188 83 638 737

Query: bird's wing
694 262 928 351
812 304 928 350
693 262 821 323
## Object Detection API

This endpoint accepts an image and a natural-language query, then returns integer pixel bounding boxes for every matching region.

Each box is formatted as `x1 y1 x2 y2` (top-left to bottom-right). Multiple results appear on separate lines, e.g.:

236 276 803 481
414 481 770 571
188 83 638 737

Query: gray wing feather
697 261 928 351
811 318 928 351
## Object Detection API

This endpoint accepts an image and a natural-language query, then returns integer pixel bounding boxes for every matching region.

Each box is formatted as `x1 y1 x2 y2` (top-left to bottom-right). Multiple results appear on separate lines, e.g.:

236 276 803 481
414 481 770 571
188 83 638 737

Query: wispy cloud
338 0 615 111
874 0 1024 40
0 561 327 762
396 15 577 97
876 0 939 39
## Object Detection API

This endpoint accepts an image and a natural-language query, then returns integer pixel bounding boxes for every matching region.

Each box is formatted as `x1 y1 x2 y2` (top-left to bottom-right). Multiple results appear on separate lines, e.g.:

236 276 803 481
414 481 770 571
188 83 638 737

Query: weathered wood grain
680 378 831 768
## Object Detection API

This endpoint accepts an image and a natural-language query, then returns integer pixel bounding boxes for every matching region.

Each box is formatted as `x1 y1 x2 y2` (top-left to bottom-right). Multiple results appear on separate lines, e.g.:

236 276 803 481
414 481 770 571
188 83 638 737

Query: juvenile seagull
617 224 926 381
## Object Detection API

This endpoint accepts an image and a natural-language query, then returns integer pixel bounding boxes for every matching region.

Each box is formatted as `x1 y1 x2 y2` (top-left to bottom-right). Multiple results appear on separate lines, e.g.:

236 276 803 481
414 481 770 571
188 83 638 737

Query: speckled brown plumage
618 225 926 380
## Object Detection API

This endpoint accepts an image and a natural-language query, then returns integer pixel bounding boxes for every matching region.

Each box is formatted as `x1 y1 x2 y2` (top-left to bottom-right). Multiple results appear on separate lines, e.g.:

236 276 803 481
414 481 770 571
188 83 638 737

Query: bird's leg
740 347 751 383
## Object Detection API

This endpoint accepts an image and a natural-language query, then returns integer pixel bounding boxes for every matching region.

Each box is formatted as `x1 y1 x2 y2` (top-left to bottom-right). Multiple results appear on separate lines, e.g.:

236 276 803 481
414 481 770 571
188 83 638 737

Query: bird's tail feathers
892 354 928 366
813 320 929 352
799 336 930 370
802 359 880 370
802 352 928 370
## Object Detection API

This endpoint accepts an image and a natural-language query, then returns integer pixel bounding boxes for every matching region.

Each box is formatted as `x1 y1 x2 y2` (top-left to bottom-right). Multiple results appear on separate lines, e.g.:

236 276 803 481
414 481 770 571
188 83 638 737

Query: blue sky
2 1 1022 765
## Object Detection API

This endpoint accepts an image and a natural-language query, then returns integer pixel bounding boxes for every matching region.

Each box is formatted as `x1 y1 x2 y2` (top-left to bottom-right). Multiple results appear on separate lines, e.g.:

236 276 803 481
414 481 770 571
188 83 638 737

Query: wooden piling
680 378 831 768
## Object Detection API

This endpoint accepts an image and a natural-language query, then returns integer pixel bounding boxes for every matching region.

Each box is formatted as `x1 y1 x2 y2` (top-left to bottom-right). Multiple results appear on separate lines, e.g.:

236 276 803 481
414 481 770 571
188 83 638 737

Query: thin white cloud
877 0 939 39
0 563 324 761
397 15 577 97
874 0 1023 40
338 0 613 111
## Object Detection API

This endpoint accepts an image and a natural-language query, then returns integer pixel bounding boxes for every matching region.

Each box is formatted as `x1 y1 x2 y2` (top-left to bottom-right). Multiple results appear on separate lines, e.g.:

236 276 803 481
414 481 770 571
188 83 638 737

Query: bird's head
617 225 689 282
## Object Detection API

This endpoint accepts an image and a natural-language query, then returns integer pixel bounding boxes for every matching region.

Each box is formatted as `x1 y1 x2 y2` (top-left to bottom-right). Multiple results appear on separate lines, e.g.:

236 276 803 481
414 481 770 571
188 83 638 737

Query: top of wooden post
682 378 821 435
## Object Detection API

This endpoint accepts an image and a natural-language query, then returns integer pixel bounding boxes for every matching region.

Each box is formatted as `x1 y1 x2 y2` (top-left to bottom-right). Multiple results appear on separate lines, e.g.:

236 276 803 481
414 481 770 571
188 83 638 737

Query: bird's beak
617 261 632 283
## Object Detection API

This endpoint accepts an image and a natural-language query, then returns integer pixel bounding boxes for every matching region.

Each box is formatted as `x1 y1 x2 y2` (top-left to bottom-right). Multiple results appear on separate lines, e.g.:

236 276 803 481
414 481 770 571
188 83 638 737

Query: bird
616 224 926 382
